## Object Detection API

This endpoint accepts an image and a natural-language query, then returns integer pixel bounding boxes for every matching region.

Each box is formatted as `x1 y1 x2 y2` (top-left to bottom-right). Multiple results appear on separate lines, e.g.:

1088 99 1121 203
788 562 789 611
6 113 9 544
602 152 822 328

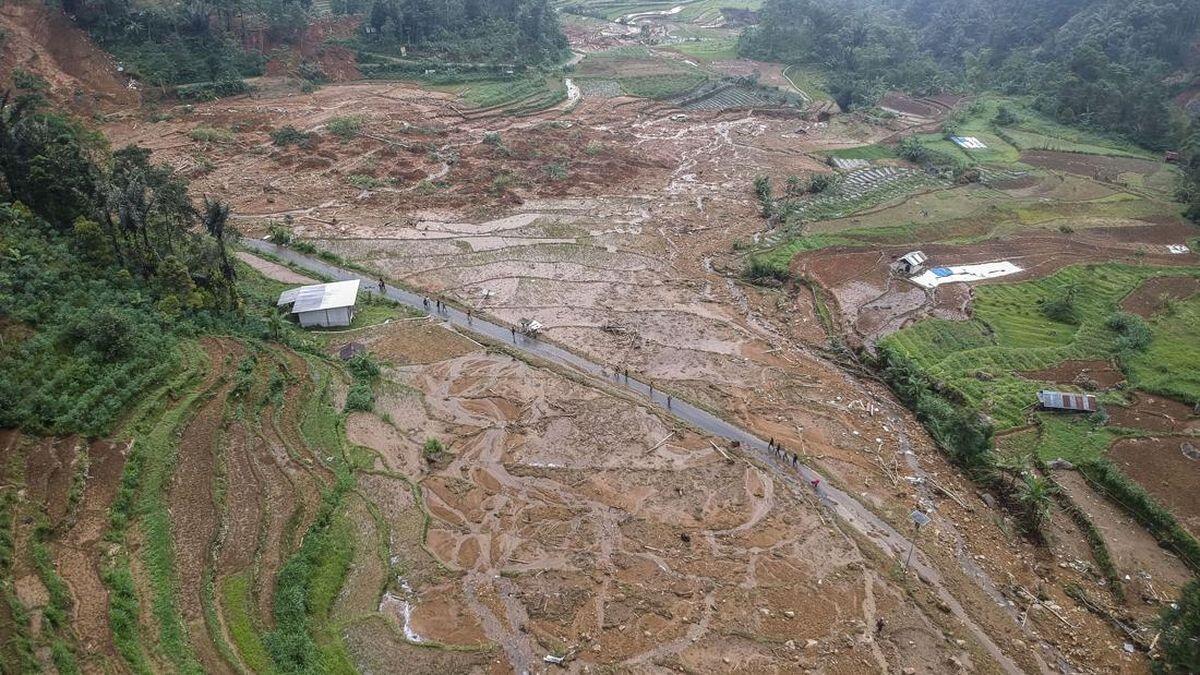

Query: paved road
245 238 1031 674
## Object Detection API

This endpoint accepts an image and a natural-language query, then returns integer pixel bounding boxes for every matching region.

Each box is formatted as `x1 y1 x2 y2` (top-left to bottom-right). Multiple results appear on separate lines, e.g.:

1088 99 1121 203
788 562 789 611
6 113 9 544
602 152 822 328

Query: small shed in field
1037 390 1097 413
278 279 360 328
896 250 927 274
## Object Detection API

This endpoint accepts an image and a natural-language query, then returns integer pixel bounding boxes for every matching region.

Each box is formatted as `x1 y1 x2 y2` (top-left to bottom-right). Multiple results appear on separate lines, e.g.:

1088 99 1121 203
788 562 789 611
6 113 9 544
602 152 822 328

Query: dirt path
234 251 317 284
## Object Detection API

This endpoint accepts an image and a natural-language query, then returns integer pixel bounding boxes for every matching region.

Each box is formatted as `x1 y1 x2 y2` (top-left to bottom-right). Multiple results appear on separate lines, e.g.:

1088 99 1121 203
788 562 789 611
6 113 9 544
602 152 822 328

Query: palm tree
267 311 285 341
994 452 1032 488
1018 474 1055 533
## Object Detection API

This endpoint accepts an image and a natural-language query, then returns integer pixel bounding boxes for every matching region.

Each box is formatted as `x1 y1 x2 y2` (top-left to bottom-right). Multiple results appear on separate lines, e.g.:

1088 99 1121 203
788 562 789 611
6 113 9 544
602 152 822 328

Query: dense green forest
360 0 568 64
64 0 289 87
62 0 567 88
739 0 1198 148
0 82 256 435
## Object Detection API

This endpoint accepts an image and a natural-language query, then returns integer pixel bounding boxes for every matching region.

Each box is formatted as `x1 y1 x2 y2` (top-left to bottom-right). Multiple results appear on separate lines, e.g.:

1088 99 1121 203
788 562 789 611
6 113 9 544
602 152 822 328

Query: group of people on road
767 437 821 489
598 365 674 408
419 295 452 315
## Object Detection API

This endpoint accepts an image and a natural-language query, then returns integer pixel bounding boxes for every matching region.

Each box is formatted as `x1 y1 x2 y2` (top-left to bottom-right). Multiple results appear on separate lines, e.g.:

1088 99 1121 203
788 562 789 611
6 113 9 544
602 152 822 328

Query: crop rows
681 84 791 110
760 168 943 248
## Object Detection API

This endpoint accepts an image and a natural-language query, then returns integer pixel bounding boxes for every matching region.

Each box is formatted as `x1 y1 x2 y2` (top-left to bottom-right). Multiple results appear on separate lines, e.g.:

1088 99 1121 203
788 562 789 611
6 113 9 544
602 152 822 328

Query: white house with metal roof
896 250 927 274
277 279 360 328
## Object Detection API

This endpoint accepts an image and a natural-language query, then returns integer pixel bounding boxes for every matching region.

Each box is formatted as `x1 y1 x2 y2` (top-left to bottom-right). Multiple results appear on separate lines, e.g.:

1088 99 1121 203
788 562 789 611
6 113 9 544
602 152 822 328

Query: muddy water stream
246 238 1032 674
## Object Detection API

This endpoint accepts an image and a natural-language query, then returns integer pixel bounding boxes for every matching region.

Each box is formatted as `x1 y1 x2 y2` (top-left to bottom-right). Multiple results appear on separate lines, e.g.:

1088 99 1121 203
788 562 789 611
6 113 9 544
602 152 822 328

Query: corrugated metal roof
900 250 926 266
277 280 360 313
1037 390 1097 412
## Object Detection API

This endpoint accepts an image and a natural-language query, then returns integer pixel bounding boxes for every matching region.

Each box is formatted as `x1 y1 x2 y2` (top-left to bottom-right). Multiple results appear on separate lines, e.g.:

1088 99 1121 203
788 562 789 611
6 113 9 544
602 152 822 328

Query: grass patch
104 341 211 674
664 35 738 61
1124 294 1200 404
952 95 1155 161
881 264 1200 430
1031 414 1120 464
455 75 566 112
299 365 347 464
188 126 235 144
0 486 38 672
824 144 894 161
264 471 354 673
780 65 830 100
577 45 708 99
619 72 708 99
31 534 80 674
326 116 364 140
221 571 273 673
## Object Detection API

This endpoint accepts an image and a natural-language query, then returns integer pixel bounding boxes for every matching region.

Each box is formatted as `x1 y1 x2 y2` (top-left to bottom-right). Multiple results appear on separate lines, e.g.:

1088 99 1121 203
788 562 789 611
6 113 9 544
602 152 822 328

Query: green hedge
877 343 995 478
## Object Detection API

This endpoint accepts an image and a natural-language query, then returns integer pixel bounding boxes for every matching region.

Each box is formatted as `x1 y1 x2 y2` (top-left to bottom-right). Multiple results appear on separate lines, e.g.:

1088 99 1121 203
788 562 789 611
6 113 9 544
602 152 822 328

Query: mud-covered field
3 4 1198 672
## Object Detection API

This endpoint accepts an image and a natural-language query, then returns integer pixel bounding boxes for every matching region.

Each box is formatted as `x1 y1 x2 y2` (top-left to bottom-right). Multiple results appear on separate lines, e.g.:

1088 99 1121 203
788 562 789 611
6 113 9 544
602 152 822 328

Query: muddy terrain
94 68 1200 671
2 4 1196 672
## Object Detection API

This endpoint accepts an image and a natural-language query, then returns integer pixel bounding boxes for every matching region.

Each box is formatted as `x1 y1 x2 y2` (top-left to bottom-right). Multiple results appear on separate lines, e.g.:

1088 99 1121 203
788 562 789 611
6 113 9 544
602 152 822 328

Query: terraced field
903 95 1156 169
678 81 802 110
882 264 1200 431
576 45 708 99
758 167 944 248
0 260 493 673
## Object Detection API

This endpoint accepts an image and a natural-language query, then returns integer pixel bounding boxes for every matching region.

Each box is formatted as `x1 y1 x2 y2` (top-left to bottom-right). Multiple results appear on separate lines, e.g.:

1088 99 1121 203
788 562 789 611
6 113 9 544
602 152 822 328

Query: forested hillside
63 0 567 88
361 0 568 64
740 0 1200 220
0 80 251 435
740 0 1199 148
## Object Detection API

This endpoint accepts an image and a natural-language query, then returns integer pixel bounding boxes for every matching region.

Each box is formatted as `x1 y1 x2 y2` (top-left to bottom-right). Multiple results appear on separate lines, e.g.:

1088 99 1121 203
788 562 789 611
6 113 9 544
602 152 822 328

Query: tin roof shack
278 279 360 328
1037 390 1097 413
896 250 927 274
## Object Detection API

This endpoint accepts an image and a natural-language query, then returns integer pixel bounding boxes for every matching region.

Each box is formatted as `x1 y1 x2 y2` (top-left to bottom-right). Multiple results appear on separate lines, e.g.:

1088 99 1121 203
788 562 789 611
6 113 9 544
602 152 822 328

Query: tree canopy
739 0 1199 148
360 0 568 65
0 84 244 435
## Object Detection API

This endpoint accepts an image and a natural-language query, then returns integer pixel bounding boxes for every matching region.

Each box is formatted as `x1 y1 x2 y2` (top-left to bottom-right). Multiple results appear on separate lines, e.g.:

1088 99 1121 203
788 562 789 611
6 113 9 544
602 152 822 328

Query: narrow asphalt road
244 238 1033 674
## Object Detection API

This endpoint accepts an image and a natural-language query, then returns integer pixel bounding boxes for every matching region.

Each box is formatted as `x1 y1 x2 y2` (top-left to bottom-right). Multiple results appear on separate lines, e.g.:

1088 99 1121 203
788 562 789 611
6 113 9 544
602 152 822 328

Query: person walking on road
378 277 386 293
511 326 516 341
422 297 429 310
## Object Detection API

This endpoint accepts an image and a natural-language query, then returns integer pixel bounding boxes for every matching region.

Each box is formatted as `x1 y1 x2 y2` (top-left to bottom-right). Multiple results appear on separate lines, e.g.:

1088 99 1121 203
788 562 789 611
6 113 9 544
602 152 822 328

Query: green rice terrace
882 263 1200 448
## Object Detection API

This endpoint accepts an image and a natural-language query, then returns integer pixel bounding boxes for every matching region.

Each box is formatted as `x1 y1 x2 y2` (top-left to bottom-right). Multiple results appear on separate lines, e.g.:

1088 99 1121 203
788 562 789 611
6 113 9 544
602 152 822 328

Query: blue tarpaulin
932 267 953 277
